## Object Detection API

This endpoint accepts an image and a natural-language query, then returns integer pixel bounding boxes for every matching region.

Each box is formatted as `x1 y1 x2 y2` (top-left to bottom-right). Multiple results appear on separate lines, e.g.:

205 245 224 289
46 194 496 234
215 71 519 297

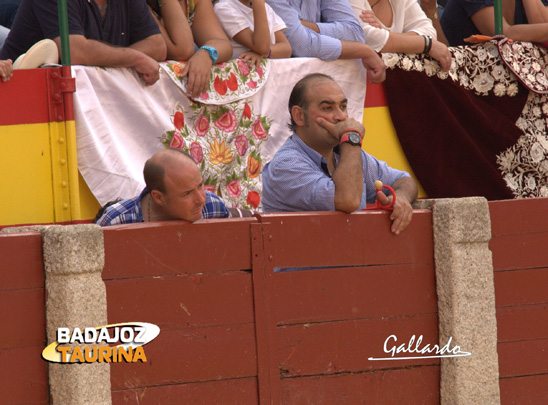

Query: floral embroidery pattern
159 101 270 209
497 38 548 94
160 58 270 105
383 41 518 96
497 91 548 198
384 40 548 198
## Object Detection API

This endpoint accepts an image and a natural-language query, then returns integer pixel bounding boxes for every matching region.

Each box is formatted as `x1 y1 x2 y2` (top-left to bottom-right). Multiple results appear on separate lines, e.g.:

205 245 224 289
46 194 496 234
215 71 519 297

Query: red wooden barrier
489 198 548 404
255 211 437 404
0 232 48 404
103 210 437 404
103 219 259 403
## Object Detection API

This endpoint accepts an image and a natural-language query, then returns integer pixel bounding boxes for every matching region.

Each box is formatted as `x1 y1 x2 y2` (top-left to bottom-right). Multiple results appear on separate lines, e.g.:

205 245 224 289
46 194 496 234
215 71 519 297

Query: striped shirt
267 0 366 60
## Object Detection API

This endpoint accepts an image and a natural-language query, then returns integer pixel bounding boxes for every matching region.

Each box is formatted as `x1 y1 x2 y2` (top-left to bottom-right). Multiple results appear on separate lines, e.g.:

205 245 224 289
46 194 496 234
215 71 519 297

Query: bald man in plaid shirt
95 149 231 226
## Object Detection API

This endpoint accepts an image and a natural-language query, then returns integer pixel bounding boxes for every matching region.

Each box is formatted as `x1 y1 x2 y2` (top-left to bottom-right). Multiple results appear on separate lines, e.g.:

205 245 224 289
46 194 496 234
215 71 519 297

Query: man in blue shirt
0 0 166 85
266 0 386 83
262 73 418 234
96 149 230 226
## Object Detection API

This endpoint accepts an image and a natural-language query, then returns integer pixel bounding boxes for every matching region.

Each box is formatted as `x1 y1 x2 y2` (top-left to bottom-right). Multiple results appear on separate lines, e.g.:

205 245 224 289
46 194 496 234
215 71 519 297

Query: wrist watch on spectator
200 46 218 63
340 132 362 146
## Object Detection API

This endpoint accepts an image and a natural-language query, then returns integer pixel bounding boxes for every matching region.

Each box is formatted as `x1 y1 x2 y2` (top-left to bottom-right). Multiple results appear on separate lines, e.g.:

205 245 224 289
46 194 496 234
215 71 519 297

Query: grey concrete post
3 225 111 404
432 198 500 405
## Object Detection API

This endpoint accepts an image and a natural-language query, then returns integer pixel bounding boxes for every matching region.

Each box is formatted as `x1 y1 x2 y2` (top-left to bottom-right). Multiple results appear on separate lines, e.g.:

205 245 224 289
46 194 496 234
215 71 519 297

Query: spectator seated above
266 0 387 83
0 0 166 85
349 0 452 71
146 0 233 98
214 0 291 65
441 0 548 47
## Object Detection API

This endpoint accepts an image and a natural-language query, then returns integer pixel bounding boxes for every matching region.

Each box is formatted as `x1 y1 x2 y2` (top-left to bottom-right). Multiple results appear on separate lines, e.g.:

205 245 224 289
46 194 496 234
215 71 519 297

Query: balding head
144 148 207 222
288 73 336 132
144 148 195 193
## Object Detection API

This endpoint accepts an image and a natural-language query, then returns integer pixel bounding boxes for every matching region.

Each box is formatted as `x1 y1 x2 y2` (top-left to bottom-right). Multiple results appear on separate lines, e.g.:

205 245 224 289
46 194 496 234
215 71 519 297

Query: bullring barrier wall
2 197 548 403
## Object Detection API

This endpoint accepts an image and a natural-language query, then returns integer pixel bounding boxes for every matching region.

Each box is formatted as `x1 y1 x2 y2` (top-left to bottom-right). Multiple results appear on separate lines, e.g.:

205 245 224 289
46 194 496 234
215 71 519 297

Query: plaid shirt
96 188 229 226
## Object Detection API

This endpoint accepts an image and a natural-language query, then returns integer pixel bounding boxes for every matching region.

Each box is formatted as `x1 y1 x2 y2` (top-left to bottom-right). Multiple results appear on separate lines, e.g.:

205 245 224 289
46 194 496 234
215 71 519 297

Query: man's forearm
339 40 378 59
57 35 162 67
392 177 418 205
332 144 364 213
130 34 167 61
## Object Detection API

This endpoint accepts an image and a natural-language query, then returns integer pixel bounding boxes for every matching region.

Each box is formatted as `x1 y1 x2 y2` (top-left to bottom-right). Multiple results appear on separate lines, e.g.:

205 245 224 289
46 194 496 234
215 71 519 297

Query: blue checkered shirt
266 0 365 60
261 135 411 212
96 189 229 226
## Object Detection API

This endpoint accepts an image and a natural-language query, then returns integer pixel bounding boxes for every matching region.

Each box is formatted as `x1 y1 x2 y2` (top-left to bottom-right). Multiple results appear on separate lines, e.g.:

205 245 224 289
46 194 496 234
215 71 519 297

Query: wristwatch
199 46 218 63
340 132 362 146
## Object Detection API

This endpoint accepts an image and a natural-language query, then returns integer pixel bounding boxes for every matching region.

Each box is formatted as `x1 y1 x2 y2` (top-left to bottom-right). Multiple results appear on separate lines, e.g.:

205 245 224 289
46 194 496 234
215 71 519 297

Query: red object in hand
364 180 396 211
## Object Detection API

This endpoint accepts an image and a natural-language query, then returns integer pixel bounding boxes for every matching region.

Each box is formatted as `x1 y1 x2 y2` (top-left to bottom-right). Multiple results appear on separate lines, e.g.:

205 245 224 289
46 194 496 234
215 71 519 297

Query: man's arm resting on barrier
54 35 166 86
339 40 386 83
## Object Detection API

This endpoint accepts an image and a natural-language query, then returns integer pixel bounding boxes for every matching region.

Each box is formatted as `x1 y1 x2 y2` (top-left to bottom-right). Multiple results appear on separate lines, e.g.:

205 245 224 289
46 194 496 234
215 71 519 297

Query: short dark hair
287 73 335 132
143 148 194 193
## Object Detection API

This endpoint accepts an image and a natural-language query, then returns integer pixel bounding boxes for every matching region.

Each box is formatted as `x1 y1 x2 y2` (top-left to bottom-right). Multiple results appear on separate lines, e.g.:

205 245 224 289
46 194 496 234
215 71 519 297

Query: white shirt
349 0 437 52
214 0 287 59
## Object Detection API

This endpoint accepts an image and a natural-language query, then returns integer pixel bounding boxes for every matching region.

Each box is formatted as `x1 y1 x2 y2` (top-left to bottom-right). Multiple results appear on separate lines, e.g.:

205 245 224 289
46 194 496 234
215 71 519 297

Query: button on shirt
96 189 229 226
266 0 366 60
261 135 410 212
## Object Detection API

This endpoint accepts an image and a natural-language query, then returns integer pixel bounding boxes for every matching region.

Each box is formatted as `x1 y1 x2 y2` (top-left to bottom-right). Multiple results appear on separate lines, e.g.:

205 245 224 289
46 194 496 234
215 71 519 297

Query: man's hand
377 191 413 235
361 49 386 83
0 59 13 83
360 10 383 29
377 176 417 234
134 54 161 86
316 117 365 143
182 49 213 98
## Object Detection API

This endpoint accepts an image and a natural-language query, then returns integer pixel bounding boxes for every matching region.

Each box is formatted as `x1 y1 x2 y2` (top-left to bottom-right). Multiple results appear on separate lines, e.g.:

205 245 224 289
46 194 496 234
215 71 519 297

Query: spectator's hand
316 117 365 143
134 54 161 86
360 10 383 29
182 49 213 98
361 50 386 83
429 39 452 71
377 190 413 234
239 51 263 68
0 59 13 83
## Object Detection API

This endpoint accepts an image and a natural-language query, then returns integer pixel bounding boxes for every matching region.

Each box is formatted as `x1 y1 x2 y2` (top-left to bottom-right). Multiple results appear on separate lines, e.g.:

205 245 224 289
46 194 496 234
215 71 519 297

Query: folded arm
54 35 165 85
148 0 195 61
522 0 548 24
268 0 351 59
471 6 548 42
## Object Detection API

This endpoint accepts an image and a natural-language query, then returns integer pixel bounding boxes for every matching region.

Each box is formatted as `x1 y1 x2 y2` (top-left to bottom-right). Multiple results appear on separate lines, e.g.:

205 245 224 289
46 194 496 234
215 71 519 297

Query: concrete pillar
2 225 111 404
431 197 500 405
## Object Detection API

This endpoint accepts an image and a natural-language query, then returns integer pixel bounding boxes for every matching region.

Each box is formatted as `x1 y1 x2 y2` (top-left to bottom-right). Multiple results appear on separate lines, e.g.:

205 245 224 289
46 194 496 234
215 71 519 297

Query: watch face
201 46 218 63
210 48 218 62
348 133 361 145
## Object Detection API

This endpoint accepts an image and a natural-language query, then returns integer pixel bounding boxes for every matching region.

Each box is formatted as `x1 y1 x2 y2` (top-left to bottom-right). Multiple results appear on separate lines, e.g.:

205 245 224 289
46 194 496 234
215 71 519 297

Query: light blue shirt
262 135 410 212
266 0 366 60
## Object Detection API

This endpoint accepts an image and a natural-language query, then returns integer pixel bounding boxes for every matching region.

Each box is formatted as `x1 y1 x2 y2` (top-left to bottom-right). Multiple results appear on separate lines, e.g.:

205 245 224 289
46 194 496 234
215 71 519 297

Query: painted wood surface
490 199 548 403
0 232 48 403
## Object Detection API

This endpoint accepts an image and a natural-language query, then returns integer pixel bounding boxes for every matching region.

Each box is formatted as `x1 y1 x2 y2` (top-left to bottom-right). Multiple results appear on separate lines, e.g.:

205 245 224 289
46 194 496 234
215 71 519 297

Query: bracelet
422 35 432 54
267 48 272 58
338 128 360 140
